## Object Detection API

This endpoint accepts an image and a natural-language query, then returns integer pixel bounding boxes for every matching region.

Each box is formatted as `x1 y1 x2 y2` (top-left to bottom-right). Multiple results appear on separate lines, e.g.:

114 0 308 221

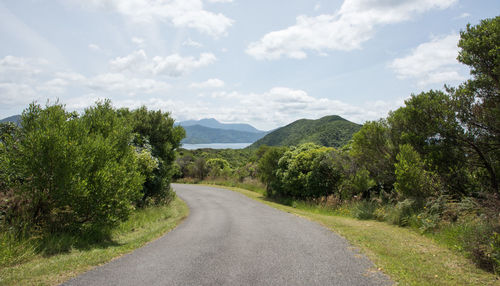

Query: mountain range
178 118 268 144
179 118 263 133
0 115 21 125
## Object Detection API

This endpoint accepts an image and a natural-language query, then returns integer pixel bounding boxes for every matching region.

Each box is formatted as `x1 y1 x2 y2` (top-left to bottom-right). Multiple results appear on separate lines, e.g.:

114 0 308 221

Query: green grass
205 184 500 286
0 196 189 286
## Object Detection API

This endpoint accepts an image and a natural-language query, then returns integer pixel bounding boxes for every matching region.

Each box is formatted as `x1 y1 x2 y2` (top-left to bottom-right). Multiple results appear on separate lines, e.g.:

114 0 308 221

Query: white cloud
151 53 216 76
182 38 203 48
109 50 216 77
389 33 465 86
88 43 101 51
247 0 457 60
0 55 49 80
0 56 55 106
37 78 69 94
87 73 171 95
0 82 38 105
131 37 145 46
109 49 148 72
206 0 233 3
55 71 87 82
70 0 234 37
190 78 225 88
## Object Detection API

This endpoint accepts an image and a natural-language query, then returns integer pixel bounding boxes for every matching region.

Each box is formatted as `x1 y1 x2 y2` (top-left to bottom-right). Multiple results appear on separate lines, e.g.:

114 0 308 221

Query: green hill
249 115 361 148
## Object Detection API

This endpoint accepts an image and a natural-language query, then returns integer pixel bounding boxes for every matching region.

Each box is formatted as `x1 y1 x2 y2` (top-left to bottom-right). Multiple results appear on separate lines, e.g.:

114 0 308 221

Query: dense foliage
250 115 361 149
0 101 183 235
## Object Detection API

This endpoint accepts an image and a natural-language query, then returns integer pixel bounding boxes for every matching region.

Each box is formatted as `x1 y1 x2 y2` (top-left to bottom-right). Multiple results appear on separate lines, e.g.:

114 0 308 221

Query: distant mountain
0 115 21 125
249 115 361 148
182 125 267 144
179 118 263 133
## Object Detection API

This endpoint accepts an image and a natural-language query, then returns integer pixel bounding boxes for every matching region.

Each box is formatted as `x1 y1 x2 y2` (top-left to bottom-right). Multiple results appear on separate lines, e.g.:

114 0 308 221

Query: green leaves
1 100 184 234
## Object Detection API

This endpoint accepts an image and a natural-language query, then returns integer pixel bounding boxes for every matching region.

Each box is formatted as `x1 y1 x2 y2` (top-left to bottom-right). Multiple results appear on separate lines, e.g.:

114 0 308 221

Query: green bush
257 146 287 196
394 144 440 200
352 201 378 220
206 158 232 179
0 101 185 235
124 106 185 205
275 143 339 199
11 102 144 233
388 199 418 227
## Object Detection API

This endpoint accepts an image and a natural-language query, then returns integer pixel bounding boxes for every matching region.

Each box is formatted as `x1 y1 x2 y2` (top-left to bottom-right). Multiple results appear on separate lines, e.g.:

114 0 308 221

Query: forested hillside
250 115 361 148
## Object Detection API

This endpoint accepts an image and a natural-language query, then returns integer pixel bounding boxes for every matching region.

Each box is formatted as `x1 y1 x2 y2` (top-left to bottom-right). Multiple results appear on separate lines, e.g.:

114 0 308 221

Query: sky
0 0 498 130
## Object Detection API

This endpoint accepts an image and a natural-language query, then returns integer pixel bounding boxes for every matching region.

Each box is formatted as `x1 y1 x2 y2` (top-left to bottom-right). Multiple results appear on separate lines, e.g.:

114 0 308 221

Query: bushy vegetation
176 17 500 274
0 100 184 243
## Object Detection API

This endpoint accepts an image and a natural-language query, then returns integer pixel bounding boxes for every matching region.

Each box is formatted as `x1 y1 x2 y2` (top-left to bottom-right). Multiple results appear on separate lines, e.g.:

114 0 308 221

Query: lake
181 143 253 150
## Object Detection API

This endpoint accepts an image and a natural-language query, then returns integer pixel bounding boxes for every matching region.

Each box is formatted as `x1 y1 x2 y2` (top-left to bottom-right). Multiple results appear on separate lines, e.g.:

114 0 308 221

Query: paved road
64 184 392 286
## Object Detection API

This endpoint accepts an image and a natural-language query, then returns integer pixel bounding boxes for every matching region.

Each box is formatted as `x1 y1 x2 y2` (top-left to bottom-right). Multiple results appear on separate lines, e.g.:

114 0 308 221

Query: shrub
352 201 378 220
257 146 287 196
462 220 500 273
206 158 231 179
394 144 440 200
340 168 375 200
388 199 418 226
3 101 145 234
125 106 185 205
276 143 338 199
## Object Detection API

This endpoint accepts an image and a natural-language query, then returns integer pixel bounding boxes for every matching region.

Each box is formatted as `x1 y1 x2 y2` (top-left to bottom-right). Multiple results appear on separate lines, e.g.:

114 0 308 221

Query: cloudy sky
0 0 498 130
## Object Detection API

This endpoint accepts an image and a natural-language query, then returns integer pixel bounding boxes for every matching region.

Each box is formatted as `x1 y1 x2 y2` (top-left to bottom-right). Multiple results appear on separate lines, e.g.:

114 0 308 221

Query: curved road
64 184 391 285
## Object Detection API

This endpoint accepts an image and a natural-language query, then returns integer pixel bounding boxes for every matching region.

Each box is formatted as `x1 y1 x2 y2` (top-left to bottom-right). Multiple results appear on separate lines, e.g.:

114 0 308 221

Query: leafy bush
275 143 338 199
340 168 375 200
125 106 185 205
7 102 144 233
394 144 440 200
257 146 287 196
0 101 183 235
206 158 231 178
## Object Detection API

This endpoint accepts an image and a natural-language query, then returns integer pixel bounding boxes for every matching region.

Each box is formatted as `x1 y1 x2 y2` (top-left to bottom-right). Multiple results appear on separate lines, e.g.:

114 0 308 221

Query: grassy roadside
0 196 189 286
202 183 499 286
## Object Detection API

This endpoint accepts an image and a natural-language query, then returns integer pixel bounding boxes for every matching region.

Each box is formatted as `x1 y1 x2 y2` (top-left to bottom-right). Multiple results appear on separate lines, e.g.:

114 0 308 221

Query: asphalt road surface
63 184 392 286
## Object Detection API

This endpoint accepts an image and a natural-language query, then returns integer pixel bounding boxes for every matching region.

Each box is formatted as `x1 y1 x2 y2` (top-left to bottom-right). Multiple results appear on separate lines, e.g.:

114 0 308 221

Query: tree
122 106 185 204
394 144 440 201
258 146 287 196
387 91 469 195
350 120 396 191
449 16 500 192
